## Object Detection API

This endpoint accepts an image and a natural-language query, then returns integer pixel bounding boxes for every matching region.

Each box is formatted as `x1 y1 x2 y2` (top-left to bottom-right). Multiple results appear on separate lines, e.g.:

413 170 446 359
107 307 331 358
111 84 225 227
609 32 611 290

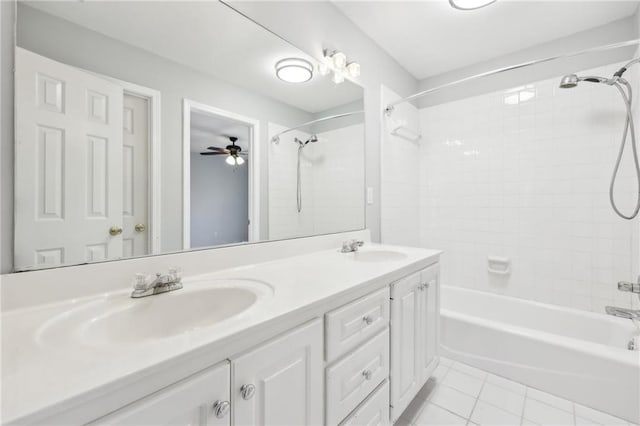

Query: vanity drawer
340 380 390 426
326 329 390 426
325 286 390 362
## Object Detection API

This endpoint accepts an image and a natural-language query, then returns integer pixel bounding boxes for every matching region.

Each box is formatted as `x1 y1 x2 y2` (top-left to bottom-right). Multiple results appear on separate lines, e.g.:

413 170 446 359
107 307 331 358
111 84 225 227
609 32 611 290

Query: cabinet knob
363 315 373 325
212 400 230 418
418 284 425 291
240 384 256 400
362 369 373 380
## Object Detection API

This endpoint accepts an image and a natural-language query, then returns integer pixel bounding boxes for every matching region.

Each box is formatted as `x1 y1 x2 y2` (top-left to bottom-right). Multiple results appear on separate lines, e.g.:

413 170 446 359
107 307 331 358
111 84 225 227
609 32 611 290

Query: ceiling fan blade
206 146 228 152
199 152 227 156
239 152 249 155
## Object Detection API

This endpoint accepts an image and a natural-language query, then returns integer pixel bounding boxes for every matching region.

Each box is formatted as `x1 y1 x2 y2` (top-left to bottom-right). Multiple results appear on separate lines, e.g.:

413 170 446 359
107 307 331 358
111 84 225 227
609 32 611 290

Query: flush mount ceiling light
321 49 361 84
449 0 497 10
275 58 313 83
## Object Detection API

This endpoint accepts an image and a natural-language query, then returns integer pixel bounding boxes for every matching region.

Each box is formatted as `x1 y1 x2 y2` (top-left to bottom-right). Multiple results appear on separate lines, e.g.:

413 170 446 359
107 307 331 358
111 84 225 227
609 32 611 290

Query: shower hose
610 79 640 220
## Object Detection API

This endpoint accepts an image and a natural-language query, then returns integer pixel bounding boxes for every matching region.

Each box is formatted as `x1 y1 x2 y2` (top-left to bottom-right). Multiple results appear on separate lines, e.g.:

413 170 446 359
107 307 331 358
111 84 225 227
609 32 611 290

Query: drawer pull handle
362 369 373 380
363 315 373 325
240 384 256 400
213 400 230 418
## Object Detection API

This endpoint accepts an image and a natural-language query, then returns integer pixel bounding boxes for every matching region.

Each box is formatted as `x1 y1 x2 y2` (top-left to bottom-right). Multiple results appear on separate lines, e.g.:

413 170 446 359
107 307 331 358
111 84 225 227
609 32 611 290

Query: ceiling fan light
225 155 236 166
449 0 497 10
235 156 245 165
275 58 313 83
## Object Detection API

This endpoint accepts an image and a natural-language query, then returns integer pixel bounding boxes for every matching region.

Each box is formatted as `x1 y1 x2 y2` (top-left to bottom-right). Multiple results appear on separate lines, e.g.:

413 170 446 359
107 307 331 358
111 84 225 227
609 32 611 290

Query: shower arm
384 38 640 114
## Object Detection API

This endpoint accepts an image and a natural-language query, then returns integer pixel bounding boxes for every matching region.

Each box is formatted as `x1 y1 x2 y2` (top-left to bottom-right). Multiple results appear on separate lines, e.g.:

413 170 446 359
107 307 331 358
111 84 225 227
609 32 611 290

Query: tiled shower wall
268 122 364 240
419 61 639 313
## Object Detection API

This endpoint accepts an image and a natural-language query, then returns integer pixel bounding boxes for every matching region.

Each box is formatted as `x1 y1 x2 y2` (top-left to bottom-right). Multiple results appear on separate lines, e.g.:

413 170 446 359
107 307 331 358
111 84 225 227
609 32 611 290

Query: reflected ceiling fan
200 136 248 166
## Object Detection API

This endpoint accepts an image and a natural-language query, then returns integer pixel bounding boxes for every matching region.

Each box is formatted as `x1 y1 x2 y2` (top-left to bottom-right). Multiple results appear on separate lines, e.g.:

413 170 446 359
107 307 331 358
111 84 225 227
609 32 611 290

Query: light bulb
318 62 330 76
346 62 360 78
236 156 245 165
332 51 347 70
226 155 236 165
332 71 345 84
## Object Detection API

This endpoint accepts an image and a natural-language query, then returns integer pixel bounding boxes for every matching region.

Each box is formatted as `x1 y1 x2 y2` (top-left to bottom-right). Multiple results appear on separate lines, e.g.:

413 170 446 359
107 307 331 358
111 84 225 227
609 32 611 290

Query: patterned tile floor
394 358 638 426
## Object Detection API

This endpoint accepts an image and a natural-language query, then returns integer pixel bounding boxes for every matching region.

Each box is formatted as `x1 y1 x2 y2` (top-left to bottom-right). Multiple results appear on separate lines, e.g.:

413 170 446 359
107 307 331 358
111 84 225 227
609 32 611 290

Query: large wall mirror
12 1 365 272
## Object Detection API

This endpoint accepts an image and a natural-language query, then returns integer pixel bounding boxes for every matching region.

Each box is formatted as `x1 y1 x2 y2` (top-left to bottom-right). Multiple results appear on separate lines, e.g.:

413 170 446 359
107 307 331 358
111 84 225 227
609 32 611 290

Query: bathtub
440 286 640 424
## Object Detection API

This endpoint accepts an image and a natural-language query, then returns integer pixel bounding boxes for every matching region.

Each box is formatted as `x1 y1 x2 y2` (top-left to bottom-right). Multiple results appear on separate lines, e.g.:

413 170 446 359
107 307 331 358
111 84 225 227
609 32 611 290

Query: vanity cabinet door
419 264 440 383
90 361 231 426
232 319 323 426
389 272 422 423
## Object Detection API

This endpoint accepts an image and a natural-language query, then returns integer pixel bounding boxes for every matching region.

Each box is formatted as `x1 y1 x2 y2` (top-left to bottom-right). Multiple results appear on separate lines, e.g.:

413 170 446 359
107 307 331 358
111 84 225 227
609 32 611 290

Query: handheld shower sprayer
559 61 640 220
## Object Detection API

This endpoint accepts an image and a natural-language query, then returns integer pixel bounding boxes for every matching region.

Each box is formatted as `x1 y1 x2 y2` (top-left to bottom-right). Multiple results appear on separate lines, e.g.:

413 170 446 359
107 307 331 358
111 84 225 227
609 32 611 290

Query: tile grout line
464 371 488 425
520 386 529 426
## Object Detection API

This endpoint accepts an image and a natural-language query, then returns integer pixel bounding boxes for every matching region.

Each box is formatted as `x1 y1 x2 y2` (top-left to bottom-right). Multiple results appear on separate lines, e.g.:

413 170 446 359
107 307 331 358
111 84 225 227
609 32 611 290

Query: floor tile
400 392 428 424
479 382 526 416
470 400 523 425
485 373 527 395
440 357 454 367
430 384 478 419
450 361 488 380
574 404 628 425
523 398 575 425
432 363 451 383
442 369 485 397
526 388 574 413
413 402 467 426
575 417 601 425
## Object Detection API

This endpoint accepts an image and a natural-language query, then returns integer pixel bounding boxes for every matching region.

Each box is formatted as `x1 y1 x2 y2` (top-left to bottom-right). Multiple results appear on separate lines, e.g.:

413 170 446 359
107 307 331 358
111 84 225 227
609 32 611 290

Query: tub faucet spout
605 306 640 320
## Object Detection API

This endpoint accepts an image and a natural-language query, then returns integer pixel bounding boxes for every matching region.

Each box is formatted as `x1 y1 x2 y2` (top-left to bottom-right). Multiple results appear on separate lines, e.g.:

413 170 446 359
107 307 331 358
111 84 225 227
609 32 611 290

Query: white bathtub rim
442 308 640 367
442 285 636 329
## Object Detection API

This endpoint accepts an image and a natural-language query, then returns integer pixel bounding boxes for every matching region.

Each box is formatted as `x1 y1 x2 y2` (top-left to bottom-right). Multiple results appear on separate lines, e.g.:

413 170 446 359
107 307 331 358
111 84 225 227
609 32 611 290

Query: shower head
559 74 579 89
559 74 611 89
294 135 319 146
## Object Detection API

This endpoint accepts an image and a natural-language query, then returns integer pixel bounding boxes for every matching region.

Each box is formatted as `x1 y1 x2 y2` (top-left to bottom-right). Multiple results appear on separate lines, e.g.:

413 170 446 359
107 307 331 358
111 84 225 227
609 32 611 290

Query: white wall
228 1 419 242
190 153 248 248
419 61 639 314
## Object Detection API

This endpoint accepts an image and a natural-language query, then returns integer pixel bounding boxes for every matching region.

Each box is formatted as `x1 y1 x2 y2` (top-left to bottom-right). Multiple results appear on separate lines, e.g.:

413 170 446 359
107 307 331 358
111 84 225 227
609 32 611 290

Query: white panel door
122 93 149 257
390 272 421 423
232 319 323 426
15 48 123 270
90 362 231 426
419 264 440 382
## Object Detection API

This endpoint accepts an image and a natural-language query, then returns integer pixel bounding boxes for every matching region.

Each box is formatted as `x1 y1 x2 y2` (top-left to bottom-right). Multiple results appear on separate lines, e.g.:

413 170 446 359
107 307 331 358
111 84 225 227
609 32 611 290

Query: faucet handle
133 273 149 290
169 267 183 283
618 281 640 294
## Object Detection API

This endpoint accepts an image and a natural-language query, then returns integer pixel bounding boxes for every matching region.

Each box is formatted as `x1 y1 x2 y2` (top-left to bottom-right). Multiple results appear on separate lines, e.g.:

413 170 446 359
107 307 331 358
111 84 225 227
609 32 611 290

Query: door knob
134 223 146 233
109 226 123 236
240 384 255 400
212 400 230 418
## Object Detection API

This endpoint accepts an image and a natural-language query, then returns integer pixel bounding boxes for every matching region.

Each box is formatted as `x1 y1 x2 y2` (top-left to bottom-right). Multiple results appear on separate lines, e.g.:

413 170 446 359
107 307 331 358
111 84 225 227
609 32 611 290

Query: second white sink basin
36 279 273 347
352 250 408 262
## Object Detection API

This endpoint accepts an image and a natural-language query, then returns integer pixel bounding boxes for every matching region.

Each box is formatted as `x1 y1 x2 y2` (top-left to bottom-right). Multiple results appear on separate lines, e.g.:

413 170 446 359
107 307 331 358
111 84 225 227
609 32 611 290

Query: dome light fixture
275 58 313 83
449 0 497 10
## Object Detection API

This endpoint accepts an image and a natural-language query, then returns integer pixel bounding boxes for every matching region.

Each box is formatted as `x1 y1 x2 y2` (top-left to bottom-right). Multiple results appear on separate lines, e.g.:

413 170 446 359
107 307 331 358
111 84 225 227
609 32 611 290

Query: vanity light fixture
275 58 313 83
449 0 497 10
321 49 361 84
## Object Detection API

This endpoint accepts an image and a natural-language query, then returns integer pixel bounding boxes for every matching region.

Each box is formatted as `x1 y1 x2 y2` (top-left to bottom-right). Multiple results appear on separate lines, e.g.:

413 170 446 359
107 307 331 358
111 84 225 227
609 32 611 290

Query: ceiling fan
200 136 248 166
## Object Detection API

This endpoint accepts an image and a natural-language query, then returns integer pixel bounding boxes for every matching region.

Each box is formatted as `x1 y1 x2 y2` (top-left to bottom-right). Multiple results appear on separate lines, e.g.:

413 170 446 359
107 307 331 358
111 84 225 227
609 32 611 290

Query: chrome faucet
618 280 640 294
341 239 364 253
605 277 640 322
131 267 183 298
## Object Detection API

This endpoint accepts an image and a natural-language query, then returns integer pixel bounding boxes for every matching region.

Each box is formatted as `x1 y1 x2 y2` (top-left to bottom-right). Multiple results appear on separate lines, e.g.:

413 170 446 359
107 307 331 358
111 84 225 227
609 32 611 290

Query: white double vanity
2 232 441 425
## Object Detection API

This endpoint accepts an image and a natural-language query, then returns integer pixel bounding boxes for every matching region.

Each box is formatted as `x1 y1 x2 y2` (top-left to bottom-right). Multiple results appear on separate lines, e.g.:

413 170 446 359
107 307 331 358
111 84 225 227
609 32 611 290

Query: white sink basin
351 250 408 262
36 279 273 347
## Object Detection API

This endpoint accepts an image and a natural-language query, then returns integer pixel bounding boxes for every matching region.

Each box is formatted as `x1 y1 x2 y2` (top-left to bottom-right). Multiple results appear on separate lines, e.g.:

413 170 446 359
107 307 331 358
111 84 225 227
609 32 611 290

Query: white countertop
1 243 440 424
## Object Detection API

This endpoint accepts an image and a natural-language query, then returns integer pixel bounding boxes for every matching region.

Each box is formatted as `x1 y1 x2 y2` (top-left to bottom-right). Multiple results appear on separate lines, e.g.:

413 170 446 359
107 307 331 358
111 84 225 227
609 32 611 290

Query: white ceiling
190 110 251 154
23 1 363 113
333 0 639 80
